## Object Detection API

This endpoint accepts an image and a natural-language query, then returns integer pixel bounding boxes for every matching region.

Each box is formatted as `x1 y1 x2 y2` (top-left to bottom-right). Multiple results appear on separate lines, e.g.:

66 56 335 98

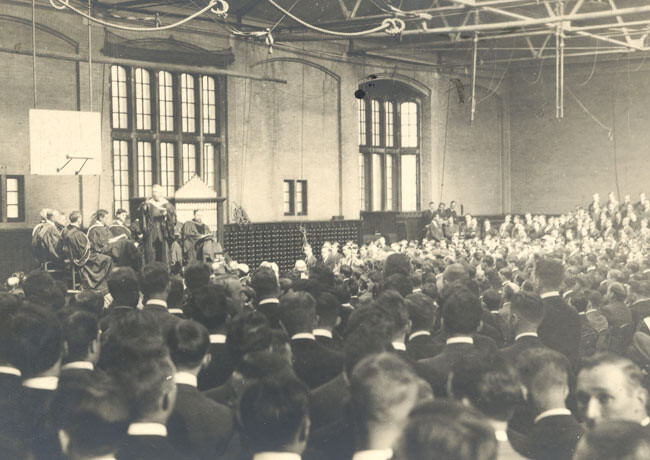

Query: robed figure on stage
61 211 113 291
181 210 219 263
32 210 64 266
137 185 177 264
87 209 140 270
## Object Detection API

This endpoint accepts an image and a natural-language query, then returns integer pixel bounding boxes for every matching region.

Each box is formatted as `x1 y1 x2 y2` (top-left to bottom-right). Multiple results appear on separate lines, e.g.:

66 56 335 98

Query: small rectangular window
137 141 153 197
134 68 151 130
283 180 295 216
400 101 418 148
6 176 24 222
158 71 174 132
296 180 307 216
160 142 175 198
181 74 196 133
182 143 197 184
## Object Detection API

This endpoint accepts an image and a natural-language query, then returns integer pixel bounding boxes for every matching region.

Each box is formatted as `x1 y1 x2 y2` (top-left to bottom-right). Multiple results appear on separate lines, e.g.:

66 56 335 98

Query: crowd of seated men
1 191 649 460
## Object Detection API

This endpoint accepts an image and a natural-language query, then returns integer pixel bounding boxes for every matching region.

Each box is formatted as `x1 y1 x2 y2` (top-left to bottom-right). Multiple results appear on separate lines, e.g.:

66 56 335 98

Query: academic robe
32 222 63 265
88 224 139 270
181 220 218 263
61 225 112 290
109 221 133 240
138 198 176 264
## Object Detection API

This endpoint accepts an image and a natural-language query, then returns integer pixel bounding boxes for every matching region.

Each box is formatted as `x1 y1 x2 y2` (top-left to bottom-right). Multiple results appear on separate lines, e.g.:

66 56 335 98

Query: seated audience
165 319 233 459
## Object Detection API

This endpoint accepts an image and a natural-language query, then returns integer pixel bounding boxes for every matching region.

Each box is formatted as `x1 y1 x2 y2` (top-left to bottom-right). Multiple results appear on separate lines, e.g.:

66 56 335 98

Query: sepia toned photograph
0 0 650 458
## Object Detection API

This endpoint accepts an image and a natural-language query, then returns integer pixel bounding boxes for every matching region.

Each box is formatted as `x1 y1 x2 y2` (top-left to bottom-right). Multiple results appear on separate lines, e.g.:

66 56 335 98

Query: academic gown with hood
138 198 176 264
61 225 112 290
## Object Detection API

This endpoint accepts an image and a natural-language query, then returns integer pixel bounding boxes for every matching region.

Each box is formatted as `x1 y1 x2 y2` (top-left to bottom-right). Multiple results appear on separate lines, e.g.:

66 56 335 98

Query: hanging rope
477 51 513 105
49 0 228 32
566 85 613 136
577 39 598 87
440 80 452 201
264 0 405 36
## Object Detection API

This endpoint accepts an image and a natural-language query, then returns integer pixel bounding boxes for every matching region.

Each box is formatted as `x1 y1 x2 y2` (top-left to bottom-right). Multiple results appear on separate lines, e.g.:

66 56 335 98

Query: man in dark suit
421 201 436 238
576 354 649 432
116 341 188 460
535 257 581 368
184 284 235 391
405 292 439 360
59 311 100 386
140 262 183 333
500 292 548 365
418 285 495 397
350 353 431 460
251 266 282 328
165 320 233 459
629 280 650 327
238 373 311 460
54 371 129 460
279 291 343 389
517 349 584 460
101 267 141 332
313 292 343 351
601 282 633 329
8 304 65 460
373 290 412 361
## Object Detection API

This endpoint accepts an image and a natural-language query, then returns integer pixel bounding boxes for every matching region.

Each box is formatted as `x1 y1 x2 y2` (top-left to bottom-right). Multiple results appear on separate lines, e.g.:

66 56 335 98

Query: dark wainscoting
224 220 361 272
0 229 36 282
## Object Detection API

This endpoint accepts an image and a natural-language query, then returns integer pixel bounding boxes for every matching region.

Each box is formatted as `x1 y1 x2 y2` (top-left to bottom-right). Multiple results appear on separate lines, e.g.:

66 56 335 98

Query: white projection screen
29 109 102 175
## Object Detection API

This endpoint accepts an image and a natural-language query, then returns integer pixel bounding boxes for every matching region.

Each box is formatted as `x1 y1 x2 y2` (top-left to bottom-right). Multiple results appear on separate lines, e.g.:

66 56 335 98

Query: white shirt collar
0 366 21 377
409 330 431 340
175 371 197 387
495 430 508 442
342 303 353 309
412 288 422 293
352 449 393 460
23 376 59 391
127 423 168 437
534 408 572 424
62 361 94 371
540 291 560 299
146 299 168 308
515 332 538 341
86 456 116 460
313 329 333 339
168 308 183 315
391 342 406 351
210 334 227 344
641 416 650 427
446 337 474 345
253 453 302 460
259 298 280 305
291 333 316 341
562 290 573 298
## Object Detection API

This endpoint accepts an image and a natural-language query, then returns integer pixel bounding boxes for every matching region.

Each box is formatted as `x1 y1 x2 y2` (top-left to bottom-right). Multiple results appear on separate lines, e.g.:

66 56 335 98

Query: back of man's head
107 267 140 308
517 348 571 403
315 292 341 330
251 267 279 299
441 286 482 335
308 262 336 288
238 373 310 454
187 284 229 331
166 319 209 371
405 293 436 332
397 400 497 460
9 303 63 378
384 253 411 278
22 270 56 307
380 273 413 298
184 262 211 293
70 290 105 318
443 264 469 285
450 355 523 421
343 326 389 376
574 420 650 460
140 262 170 299
373 290 410 338
279 291 317 336
55 372 129 459
510 292 546 328
535 257 564 290
227 310 273 362
61 311 99 363
351 353 431 439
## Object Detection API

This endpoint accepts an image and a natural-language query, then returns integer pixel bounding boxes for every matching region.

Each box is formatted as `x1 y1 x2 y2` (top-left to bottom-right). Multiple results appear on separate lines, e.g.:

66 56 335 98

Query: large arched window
358 80 420 211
